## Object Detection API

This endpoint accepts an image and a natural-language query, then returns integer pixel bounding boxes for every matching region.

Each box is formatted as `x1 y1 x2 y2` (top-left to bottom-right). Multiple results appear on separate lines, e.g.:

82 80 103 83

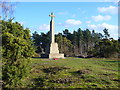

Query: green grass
22 57 119 88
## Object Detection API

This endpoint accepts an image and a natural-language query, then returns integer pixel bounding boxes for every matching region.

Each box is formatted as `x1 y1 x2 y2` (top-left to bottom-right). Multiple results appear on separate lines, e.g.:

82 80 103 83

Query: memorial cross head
49 12 55 20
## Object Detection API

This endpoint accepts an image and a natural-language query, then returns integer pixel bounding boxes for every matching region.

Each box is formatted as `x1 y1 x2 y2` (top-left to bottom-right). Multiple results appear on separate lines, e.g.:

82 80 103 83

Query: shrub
2 20 35 87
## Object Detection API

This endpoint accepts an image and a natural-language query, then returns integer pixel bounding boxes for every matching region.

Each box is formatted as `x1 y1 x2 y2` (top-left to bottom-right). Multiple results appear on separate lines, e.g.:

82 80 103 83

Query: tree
56 34 73 56
103 28 110 39
118 37 120 58
32 27 117 58
32 31 50 54
0 0 17 20
77 28 83 55
2 20 35 87
93 39 119 58
63 29 73 42
118 37 120 43
32 31 42 54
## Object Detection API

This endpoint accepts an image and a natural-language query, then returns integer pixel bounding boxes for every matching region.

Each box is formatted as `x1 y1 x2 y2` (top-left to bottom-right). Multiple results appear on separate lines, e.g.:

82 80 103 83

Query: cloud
113 0 119 5
58 23 62 25
17 21 26 25
58 19 82 28
92 15 111 22
87 23 118 38
58 12 68 15
77 8 86 14
72 14 76 18
86 21 91 24
98 6 118 14
19 22 24 25
87 23 118 31
65 19 82 25
78 8 81 10
81 11 86 14
39 24 50 30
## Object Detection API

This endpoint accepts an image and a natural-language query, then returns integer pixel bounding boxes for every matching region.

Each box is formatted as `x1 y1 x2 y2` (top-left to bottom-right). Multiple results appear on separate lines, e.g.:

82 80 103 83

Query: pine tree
56 34 73 56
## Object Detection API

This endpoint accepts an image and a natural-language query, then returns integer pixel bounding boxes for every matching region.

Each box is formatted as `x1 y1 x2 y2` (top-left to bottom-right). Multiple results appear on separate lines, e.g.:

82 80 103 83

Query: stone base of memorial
45 43 64 59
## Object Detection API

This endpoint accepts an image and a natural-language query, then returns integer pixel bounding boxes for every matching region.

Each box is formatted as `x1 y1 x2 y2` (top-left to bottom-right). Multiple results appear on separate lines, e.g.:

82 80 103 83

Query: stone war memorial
42 12 64 59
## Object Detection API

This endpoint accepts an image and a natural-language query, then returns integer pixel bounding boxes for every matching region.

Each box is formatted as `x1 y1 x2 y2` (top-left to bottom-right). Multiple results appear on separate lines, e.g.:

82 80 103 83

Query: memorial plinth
43 12 64 59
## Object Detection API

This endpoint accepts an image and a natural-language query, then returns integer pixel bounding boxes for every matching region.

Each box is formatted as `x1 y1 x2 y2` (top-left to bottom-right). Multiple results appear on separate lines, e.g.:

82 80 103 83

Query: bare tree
0 0 17 20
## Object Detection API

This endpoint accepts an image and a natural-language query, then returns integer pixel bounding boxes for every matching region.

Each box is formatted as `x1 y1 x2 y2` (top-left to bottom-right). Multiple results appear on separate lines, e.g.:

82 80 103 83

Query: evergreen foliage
2 20 35 87
32 28 119 58
56 34 73 56
93 38 119 58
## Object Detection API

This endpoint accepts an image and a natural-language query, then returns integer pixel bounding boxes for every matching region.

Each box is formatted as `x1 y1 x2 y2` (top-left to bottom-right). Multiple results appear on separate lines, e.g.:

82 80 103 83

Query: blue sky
11 2 118 39
10 0 119 2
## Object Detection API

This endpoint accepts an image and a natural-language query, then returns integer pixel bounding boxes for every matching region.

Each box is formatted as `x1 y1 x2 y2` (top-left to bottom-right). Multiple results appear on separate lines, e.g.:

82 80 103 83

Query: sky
3 1 119 39
9 0 120 2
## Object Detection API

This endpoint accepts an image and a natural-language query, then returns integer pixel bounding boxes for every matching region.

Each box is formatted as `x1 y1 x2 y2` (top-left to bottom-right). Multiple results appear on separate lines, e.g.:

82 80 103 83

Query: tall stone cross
42 12 64 59
49 12 55 43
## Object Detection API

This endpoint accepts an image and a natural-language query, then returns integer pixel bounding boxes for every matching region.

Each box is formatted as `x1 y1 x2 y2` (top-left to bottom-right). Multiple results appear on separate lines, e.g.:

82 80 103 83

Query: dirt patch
32 69 42 73
50 77 78 84
71 69 91 76
76 69 91 74
112 79 120 82
42 66 70 74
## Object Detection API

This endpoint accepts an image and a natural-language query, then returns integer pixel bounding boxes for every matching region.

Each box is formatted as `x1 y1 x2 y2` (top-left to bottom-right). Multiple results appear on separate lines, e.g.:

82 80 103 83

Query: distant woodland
32 28 120 58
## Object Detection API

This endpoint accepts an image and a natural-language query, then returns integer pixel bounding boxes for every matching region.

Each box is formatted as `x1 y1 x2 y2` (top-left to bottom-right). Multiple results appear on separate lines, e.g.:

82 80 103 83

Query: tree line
32 28 120 58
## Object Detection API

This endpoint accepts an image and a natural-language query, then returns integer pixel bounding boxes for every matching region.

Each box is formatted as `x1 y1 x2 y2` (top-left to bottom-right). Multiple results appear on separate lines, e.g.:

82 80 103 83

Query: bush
92 39 119 58
2 20 35 87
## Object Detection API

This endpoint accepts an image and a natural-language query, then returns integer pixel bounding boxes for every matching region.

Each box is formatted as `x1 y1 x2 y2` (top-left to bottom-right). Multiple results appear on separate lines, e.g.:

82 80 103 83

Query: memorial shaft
50 20 54 43
49 12 55 43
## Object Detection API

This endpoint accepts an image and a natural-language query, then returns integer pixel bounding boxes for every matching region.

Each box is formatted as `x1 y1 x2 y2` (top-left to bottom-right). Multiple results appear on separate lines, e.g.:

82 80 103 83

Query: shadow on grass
31 77 45 88
70 69 91 76
42 66 70 74
31 66 71 88
70 69 95 82
103 61 120 63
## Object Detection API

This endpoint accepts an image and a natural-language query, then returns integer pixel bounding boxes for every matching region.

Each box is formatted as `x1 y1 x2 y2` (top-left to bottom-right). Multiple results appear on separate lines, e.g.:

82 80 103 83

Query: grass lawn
22 57 119 88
